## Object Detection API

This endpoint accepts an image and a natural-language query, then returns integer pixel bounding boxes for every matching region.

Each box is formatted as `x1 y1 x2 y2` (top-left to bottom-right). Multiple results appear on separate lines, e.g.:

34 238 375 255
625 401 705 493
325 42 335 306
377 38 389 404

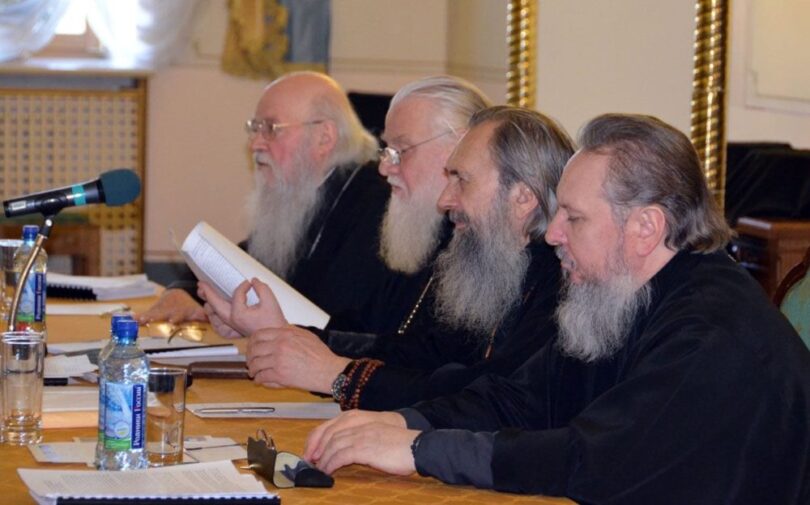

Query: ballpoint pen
197 407 276 415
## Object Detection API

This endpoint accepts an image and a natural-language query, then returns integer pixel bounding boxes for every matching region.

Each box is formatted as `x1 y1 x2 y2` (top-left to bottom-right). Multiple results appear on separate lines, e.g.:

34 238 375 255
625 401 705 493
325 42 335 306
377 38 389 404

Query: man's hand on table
304 410 418 476
136 288 207 324
246 325 350 393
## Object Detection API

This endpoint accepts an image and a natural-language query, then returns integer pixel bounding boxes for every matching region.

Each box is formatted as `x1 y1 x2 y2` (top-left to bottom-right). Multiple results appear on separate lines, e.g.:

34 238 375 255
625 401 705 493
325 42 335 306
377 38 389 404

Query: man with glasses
201 105 574 413
201 75 491 351
138 71 413 333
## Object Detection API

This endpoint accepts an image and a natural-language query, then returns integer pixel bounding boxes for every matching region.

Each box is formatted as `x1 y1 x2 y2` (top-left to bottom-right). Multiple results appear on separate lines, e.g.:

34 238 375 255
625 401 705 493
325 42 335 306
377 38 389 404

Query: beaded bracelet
337 360 363 407
341 358 383 410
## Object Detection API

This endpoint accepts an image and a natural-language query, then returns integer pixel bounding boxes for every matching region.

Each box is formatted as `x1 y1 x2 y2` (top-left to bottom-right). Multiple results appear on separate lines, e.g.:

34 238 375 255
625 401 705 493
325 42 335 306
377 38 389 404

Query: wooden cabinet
733 217 810 297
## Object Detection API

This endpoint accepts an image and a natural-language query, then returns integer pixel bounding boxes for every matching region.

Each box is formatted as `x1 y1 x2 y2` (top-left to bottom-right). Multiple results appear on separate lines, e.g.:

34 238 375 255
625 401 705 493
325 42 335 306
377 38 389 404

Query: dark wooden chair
773 245 810 350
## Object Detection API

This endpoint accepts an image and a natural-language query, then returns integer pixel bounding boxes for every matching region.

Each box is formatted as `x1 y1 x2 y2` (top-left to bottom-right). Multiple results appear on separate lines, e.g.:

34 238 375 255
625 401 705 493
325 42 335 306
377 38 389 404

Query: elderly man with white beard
138 71 419 334
301 113 810 505
201 105 574 411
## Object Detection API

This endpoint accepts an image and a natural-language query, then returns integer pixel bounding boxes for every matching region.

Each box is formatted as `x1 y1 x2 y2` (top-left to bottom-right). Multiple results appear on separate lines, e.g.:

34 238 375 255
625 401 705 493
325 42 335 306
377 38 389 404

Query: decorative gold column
690 0 730 210
506 0 536 108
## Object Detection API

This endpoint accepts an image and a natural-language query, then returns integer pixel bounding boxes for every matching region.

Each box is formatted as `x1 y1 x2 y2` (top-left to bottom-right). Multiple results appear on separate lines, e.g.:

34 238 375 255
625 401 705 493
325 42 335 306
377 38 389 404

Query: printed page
180 221 330 329
18 460 274 500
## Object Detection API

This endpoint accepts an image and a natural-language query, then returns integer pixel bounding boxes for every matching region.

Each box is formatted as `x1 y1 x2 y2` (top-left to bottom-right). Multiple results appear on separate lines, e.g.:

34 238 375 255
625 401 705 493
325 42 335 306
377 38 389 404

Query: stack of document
18 460 279 504
48 272 159 301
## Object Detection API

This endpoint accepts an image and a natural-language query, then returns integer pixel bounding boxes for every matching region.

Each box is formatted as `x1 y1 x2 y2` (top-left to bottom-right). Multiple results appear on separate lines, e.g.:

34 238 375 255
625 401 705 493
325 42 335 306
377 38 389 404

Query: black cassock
314 240 562 411
408 250 810 505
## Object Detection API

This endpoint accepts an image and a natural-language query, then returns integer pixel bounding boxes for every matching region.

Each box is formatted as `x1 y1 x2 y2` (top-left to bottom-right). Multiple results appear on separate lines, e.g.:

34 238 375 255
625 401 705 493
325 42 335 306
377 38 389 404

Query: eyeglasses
245 118 324 140
378 130 455 166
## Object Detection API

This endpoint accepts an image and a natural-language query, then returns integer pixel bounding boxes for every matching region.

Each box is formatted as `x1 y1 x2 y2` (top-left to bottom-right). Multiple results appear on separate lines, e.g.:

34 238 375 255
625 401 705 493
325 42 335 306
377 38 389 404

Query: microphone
3 169 141 218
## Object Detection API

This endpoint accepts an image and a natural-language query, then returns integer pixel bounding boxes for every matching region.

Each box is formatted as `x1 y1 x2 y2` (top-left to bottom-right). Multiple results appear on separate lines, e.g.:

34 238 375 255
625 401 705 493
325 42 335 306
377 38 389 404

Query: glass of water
146 367 188 466
2 331 45 445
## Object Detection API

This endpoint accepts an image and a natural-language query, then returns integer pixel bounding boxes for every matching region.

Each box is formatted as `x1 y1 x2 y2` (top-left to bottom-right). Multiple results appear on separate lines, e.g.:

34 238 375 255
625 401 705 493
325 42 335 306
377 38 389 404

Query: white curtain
87 0 195 68
0 0 70 62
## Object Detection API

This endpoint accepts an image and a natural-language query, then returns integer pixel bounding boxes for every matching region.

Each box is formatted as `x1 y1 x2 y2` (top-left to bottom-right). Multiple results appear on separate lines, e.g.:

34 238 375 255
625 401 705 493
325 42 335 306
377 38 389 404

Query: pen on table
44 377 69 386
197 407 276 415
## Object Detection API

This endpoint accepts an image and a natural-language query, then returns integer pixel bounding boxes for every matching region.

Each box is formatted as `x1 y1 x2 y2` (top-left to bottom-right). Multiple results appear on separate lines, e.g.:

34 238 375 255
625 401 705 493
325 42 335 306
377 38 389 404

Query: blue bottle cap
21 225 39 241
110 313 134 332
116 319 139 341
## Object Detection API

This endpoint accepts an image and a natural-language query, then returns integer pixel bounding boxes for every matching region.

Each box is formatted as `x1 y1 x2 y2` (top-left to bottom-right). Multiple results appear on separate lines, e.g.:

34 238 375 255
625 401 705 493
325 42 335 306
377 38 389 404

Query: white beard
245 151 324 279
555 246 651 362
433 192 529 337
378 179 444 274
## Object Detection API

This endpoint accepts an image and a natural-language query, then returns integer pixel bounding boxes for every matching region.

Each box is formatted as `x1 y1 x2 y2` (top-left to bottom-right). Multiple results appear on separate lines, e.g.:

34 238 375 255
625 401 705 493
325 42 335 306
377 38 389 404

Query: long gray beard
433 196 529 337
556 270 651 362
245 166 324 279
379 194 444 274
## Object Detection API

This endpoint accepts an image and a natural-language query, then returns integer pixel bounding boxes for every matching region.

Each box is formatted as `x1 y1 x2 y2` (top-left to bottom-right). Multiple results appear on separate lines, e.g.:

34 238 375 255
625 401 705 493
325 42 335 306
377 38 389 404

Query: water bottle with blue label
12 225 46 332
94 312 135 467
95 319 149 470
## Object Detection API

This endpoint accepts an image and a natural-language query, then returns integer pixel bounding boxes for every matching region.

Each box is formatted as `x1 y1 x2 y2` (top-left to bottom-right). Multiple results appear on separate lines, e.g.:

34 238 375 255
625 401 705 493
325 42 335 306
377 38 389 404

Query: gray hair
578 113 732 253
469 106 575 241
389 75 493 135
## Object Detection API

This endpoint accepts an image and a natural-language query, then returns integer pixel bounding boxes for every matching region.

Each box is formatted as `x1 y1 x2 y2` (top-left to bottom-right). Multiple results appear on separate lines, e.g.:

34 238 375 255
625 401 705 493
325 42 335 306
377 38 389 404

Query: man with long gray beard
198 75 490 340
202 106 573 411
302 113 810 505
138 71 411 334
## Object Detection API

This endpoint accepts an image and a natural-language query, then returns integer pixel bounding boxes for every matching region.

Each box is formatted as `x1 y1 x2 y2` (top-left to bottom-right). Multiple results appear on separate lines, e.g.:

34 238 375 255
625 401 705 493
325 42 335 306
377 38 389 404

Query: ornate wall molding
506 0 536 108
690 0 729 210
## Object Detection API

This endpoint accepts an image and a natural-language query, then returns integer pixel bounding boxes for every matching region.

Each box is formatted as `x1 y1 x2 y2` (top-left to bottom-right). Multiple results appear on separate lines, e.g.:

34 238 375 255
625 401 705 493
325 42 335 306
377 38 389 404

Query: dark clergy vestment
264 162 422 334
183 161 422 334
314 240 561 410
405 250 810 504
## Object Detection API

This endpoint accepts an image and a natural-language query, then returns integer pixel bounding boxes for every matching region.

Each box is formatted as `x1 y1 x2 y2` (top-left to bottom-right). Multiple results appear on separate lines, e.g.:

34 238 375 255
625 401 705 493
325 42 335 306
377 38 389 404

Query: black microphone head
99 169 141 206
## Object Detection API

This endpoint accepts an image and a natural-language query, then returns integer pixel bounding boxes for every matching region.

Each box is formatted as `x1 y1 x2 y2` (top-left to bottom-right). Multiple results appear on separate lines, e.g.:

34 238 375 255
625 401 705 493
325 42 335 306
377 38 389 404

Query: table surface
1 296 572 504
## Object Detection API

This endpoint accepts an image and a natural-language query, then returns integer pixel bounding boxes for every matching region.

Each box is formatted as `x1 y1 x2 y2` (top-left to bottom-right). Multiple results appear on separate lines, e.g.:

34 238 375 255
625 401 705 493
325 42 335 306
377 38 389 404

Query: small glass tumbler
2 331 45 445
146 367 188 466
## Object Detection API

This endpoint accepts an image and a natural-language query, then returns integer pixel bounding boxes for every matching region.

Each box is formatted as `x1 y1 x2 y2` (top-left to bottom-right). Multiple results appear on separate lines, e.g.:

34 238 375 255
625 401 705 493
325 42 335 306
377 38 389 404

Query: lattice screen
0 80 146 276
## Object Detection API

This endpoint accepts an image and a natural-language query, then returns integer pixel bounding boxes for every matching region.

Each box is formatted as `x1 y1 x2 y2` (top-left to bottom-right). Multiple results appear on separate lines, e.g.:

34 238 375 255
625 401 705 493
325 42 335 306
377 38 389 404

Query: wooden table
1 297 572 504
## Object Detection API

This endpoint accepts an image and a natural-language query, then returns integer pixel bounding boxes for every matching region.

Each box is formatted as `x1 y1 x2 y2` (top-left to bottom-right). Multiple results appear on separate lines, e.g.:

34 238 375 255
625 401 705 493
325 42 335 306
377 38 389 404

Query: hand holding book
178 222 329 330
199 278 288 337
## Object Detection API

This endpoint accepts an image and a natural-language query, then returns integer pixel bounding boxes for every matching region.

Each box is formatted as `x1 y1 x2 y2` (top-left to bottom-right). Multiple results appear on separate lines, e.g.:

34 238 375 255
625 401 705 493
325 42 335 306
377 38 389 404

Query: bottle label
102 382 145 451
18 271 45 323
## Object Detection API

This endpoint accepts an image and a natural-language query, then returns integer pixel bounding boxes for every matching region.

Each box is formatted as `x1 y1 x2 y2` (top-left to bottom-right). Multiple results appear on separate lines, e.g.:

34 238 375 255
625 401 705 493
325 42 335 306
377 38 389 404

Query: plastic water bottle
94 312 135 467
95 319 149 470
12 225 47 332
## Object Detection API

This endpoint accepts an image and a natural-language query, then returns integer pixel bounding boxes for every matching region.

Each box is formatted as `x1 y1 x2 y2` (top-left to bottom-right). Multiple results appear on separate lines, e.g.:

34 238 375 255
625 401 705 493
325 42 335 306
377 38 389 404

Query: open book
179 222 330 329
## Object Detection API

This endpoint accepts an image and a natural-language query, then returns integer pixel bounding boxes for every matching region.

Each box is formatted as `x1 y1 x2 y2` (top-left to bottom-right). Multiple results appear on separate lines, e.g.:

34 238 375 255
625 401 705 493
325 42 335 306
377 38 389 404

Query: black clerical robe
176 162 423 334
315 240 561 410
406 250 810 504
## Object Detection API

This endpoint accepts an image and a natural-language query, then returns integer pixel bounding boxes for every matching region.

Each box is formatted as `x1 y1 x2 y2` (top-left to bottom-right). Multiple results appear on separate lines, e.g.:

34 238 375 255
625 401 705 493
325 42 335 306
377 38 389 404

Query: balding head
251 71 377 186
245 72 375 277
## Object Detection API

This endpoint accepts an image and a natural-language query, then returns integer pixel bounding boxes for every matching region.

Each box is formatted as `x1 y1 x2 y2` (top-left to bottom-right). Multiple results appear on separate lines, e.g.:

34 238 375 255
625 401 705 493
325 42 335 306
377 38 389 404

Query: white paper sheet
185 436 247 463
29 441 96 464
46 302 130 316
48 337 236 358
18 460 276 504
43 386 98 412
188 402 340 419
44 355 97 378
29 437 247 466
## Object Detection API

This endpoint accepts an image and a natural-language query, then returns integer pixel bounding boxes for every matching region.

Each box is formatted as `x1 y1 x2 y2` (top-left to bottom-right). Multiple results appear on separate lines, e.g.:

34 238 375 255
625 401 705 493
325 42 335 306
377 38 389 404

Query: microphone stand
7 215 55 332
